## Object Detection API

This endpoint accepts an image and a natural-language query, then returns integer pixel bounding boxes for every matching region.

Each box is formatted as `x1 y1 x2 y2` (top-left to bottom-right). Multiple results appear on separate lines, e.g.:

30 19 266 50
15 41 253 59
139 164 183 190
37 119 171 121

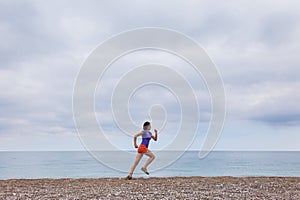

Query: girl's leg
143 150 155 169
129 153 143 176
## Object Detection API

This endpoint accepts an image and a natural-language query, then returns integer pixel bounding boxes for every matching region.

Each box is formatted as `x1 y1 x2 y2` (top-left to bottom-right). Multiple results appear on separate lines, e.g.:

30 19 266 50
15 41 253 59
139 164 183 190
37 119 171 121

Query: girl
126 121 158 179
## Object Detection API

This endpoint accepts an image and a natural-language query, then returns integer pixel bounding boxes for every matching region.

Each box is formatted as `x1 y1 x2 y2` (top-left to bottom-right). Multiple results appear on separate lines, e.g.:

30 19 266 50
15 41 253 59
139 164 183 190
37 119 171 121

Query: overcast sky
0 0 300 151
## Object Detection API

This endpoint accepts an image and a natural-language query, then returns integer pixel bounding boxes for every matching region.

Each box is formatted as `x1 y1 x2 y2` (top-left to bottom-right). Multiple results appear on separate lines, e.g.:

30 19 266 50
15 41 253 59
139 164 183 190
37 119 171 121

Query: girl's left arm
152 129 158 141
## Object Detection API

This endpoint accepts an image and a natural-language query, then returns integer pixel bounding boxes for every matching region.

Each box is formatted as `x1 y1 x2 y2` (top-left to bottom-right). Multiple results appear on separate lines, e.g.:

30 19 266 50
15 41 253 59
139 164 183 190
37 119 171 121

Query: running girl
126 121 158 179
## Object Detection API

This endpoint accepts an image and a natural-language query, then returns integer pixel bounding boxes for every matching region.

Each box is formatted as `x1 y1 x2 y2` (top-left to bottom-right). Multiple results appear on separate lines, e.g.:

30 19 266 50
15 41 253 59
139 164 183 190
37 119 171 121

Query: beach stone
1 177 300 199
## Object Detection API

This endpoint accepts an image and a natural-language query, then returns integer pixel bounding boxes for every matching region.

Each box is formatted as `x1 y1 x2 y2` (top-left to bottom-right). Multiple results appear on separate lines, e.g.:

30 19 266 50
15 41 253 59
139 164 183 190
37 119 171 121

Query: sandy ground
0 176 300 199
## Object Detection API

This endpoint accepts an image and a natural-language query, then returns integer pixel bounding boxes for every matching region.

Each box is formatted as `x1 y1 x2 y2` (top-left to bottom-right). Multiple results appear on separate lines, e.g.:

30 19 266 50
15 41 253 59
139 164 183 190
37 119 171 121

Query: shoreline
2 175 300 181
1 176 300 199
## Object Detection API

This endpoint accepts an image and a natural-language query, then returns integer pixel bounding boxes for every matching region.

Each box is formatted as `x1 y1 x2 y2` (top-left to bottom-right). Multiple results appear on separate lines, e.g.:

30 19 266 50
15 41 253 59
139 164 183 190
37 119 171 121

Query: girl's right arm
133 132 143 148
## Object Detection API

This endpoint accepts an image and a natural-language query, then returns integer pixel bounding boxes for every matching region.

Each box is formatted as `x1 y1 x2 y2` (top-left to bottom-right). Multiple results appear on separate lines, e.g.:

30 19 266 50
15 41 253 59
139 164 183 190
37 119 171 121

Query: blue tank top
141 130 152 148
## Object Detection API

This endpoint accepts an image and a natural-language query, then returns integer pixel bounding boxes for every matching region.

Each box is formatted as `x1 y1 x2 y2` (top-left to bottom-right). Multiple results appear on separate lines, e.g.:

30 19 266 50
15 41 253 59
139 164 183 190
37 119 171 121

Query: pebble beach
1 176 300 199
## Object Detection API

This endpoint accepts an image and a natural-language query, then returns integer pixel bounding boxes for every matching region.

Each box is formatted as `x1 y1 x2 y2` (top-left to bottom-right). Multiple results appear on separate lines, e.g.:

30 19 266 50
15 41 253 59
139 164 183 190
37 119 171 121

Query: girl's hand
134 144 138 148
154 129 158 134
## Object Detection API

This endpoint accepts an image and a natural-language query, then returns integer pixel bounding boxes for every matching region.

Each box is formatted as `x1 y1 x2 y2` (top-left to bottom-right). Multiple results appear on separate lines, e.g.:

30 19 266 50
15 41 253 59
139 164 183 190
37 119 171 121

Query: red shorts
138 144 148 154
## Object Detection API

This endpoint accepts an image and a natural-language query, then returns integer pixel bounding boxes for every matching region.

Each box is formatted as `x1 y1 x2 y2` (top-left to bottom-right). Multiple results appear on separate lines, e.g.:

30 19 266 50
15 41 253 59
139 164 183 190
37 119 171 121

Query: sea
0 151 299 180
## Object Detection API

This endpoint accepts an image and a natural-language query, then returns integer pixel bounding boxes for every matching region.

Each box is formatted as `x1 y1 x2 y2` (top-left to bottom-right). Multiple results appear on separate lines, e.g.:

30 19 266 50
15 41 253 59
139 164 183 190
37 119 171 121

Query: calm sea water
0 151 299 180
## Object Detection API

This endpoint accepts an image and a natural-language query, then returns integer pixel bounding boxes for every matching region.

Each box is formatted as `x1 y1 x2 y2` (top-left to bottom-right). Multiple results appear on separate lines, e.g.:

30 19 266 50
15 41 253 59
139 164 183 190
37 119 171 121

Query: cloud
0 0 300 150
226 81 300 125
0 1 70 68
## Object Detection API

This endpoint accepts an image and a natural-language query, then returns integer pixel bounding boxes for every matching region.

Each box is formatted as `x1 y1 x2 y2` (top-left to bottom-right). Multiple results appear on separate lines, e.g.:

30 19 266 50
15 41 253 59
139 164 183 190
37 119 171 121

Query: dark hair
143 121 151 130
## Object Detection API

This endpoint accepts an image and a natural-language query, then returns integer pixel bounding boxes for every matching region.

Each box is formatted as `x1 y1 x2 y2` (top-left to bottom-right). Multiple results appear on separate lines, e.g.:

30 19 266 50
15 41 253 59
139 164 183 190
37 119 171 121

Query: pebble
0 177 299 199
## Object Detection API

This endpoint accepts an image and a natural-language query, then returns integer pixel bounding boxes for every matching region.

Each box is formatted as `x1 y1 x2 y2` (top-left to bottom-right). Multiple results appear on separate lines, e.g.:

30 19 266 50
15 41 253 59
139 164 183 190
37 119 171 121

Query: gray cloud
0 1 70 68
0 0 300 150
